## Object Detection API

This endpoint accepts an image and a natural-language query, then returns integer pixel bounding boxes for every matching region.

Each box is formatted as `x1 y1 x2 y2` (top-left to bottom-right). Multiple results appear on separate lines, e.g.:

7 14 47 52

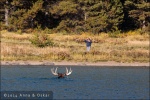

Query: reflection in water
1 65 149 99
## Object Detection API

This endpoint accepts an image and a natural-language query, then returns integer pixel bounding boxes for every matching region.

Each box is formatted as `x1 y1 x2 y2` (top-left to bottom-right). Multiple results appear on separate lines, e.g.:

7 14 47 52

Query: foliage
109 29 121 38
84 0 124 33
122 0 150 30
30 32 54 47
0 0 149 33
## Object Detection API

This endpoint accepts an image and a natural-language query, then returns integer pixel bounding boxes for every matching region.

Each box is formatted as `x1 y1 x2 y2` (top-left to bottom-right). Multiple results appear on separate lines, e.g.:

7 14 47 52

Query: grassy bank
1 30 149 63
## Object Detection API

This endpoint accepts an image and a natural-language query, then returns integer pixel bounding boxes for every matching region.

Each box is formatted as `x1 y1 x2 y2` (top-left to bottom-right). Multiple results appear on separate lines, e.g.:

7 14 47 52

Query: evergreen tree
9 0 43 31
0 0 12 28
124 0 150 30
50 0 124 33
50 0 82 32
0 0 5 26
0 0 149 33
78 0 124 33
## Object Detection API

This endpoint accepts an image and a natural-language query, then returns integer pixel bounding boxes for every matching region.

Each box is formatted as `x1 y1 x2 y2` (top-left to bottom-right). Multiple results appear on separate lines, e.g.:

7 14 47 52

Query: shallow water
1 65 149 99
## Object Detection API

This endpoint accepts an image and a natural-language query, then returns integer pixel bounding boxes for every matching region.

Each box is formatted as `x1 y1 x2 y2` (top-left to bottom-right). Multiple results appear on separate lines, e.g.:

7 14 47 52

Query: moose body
57 73 65 78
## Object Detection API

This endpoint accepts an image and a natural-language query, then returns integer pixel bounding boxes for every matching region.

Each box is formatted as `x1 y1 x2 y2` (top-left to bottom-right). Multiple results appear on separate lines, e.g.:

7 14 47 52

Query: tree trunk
141 20 146 33
5 0 9 26
84 13 87 21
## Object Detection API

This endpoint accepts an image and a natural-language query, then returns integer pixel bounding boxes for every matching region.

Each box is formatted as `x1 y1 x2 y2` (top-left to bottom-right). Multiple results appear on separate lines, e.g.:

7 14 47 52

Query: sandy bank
1 61 149 67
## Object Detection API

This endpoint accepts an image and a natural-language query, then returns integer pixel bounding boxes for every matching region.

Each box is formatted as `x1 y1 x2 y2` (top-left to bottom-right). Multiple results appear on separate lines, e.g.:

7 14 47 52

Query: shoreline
1 61 149 67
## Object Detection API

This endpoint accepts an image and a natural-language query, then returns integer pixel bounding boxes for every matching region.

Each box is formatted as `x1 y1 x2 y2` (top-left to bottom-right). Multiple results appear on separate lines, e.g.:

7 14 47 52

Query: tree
0 0 5 27
50 0 124 33
78 0 124 33
50 0 82 33
8 0 43 31
0 0 12 28
0 0 149 33
124 0 150 30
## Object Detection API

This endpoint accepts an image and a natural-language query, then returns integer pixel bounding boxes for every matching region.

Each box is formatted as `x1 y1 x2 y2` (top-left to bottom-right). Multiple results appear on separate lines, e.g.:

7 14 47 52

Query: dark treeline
0 0 149 33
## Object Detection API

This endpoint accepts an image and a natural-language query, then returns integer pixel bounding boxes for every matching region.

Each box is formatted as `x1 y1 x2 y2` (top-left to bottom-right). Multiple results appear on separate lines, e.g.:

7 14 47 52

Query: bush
16 29 22 34
108 30 121 38
43 28 52 34
57 51 71 60
30 32 54 47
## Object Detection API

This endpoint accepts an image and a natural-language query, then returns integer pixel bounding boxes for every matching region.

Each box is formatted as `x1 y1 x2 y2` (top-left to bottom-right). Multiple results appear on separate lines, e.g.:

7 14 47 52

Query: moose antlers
65 67 72 76
51 67 72 78
51 67 58 76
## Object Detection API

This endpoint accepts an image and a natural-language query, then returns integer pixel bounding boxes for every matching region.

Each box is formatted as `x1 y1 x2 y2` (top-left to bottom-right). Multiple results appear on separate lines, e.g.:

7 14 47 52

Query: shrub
43 28 52 34
16 29 22 34
30 32 54 47
108 29 121 38
57 51 71 60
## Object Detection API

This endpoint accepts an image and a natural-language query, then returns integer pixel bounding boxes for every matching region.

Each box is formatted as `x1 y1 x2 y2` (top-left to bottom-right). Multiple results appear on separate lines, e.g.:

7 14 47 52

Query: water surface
1 65 149 99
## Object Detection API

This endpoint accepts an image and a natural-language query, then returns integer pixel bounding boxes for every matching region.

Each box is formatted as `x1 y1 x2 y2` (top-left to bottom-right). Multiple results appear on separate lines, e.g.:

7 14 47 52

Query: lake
1 65 149 99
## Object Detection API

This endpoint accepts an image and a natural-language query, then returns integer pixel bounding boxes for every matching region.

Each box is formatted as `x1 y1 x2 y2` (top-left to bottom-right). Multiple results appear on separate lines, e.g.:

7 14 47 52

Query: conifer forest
0 0 150 33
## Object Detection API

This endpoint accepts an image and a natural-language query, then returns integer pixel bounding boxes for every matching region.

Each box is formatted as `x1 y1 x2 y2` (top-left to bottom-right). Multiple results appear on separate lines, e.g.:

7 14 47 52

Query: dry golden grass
1 30 149 62
1 30 31 40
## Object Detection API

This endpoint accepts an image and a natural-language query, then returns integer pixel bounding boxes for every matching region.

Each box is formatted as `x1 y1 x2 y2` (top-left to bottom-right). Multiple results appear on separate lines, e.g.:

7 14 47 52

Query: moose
51 67 72 78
